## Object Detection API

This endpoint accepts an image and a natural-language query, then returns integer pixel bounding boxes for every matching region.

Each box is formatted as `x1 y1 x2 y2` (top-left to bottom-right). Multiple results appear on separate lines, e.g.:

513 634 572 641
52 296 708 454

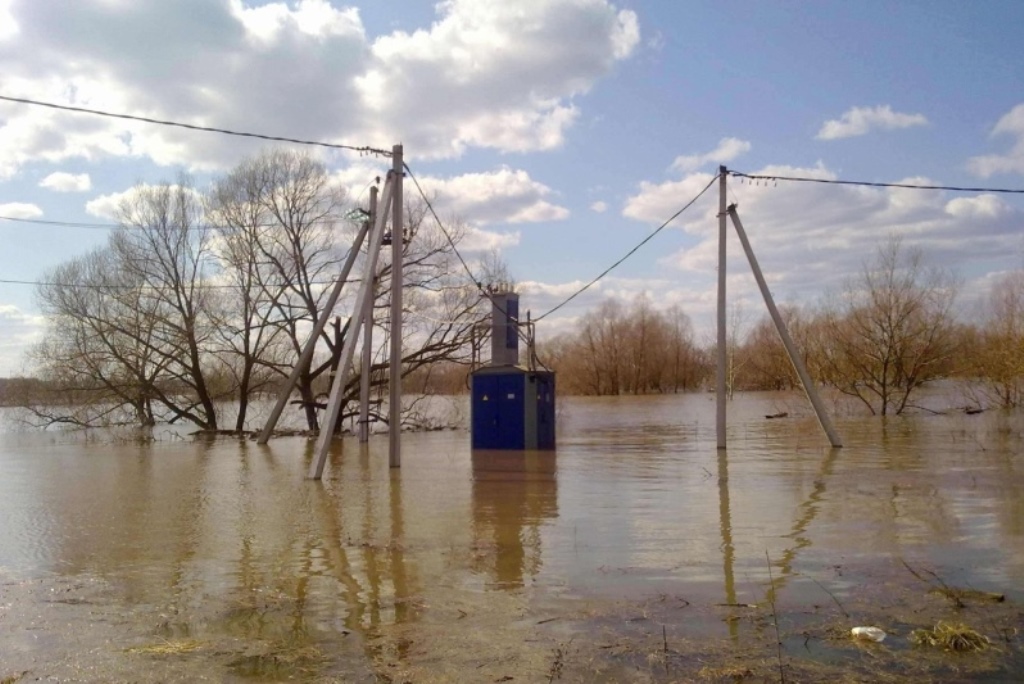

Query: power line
727 170 1024 194
0 212 362 231
0 276 362 291
0 94 391 157
0 216 117 230
403 162 550 370
402 163 486 292
533 173 720 322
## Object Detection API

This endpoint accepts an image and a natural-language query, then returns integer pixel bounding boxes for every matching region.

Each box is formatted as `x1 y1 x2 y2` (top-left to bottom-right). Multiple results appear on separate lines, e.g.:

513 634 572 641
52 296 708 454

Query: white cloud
0 0 640 175
0 0 17 41
330 162 391 204
357 0 639 157
967 103 1024 177
85 183 202 220
0 202 42 218
671 137 751 172
816 105 928 140
945 193 1010 220
591 200 608 213
230 0 364 43
0 304 46 376
414 166 569 225
520 275 714 338
576 160 1024 334
39 171 92 192
622 170 720 224
85 192 126 219
85 189 137 220
460 226 520 253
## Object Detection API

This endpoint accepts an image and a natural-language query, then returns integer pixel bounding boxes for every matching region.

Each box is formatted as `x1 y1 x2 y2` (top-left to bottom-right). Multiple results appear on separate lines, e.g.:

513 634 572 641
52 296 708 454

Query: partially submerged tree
113 179 222 428
817 236 960 415
969 269 1024 407
24 149 498 433
29 179 224 429
734 305 809 392
30 248 164 427
208 150 349 430
539 294 707 396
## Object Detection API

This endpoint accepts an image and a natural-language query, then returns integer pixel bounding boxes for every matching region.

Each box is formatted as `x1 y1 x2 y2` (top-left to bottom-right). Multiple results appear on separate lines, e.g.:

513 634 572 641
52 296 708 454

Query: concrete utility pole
257 217 372 445
388 144 403 468
716 166 728 449
727 206 842 448
358 186 378 443
309 174 394 479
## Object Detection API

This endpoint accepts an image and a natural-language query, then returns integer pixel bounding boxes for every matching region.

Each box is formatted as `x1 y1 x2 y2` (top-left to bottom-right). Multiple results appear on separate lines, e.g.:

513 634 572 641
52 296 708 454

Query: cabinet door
497 375 525 449
471 375 500 449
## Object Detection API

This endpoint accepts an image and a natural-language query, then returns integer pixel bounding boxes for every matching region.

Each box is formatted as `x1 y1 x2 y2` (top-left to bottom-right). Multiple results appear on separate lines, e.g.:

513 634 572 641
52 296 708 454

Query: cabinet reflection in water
470 450 558 590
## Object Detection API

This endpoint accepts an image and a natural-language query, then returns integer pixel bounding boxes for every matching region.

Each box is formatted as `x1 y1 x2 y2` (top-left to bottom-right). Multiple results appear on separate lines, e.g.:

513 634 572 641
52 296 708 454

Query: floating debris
850 626 886 642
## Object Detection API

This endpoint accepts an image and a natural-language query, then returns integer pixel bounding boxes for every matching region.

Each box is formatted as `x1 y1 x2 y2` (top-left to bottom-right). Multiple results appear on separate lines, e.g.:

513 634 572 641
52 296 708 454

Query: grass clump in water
125 638 204 655
910 622 990 652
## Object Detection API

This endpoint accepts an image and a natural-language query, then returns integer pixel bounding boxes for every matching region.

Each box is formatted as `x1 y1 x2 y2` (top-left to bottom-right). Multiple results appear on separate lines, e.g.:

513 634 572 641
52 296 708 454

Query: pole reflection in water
2 395 1023 681
471 450 558 590
386 451 414 656
716 449 738 640
318 441 418 667
770 446 841 598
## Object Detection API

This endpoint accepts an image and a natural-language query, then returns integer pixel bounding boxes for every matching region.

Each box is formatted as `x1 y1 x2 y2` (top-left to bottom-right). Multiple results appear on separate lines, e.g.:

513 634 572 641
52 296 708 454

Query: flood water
1 393 1022 682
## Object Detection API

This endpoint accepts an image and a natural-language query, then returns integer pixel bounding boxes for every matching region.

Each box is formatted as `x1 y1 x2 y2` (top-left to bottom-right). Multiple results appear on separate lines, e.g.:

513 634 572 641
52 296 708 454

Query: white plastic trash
851 626 886 642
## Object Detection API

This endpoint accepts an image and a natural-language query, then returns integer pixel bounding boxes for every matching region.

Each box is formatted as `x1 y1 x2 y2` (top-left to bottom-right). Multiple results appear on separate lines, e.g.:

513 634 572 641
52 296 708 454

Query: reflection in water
1 396 1023 680
768 446 841 602
471 450 558 589
716 449 737 639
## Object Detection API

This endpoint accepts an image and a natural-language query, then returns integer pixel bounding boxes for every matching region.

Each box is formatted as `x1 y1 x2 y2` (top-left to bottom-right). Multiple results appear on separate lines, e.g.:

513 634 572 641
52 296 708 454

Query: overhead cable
533 173 720 322
0 94 391 157
403 162 550 370
0 216 117 229
0 213 360 231
0 276 361 291
728 170 1024 194
402 163 487 293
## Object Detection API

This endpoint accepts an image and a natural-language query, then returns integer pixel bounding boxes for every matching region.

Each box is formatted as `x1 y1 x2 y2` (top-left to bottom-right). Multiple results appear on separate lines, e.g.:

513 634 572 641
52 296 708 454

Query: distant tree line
540 296 709 396
536 237 1024 416
14 173 1024 426
20 149 493 431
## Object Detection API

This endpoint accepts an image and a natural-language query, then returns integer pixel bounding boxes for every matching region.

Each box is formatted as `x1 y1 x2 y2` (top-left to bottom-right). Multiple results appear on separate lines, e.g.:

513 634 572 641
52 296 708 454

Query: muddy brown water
1 393 1022 682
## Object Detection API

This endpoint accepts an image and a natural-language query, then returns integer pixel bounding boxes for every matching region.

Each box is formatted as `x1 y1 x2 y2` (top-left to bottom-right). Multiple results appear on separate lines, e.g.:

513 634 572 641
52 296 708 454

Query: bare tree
537 295 707 396
209 150 350 430
737 305 806 391
970 269 1024 407
662 304 702 393
818 236 960 415
724 300 750 399
24 149 507 433
29 248 163 427
28 179 223 430
112 178 222 429
351 203 492 430
206 158 309 430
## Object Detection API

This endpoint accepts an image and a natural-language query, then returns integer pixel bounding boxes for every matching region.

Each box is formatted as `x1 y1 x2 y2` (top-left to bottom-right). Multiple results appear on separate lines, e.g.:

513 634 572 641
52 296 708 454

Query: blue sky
1 0 1023 374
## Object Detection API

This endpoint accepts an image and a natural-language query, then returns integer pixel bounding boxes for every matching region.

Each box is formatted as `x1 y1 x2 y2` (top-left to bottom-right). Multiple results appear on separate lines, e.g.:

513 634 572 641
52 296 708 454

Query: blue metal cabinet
471 372 525 449
534 373 556 450
471 369 554 450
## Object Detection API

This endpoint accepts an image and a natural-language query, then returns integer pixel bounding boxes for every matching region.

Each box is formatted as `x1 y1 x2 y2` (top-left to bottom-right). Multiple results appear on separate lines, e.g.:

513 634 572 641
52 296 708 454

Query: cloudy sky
1 0 1023 375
